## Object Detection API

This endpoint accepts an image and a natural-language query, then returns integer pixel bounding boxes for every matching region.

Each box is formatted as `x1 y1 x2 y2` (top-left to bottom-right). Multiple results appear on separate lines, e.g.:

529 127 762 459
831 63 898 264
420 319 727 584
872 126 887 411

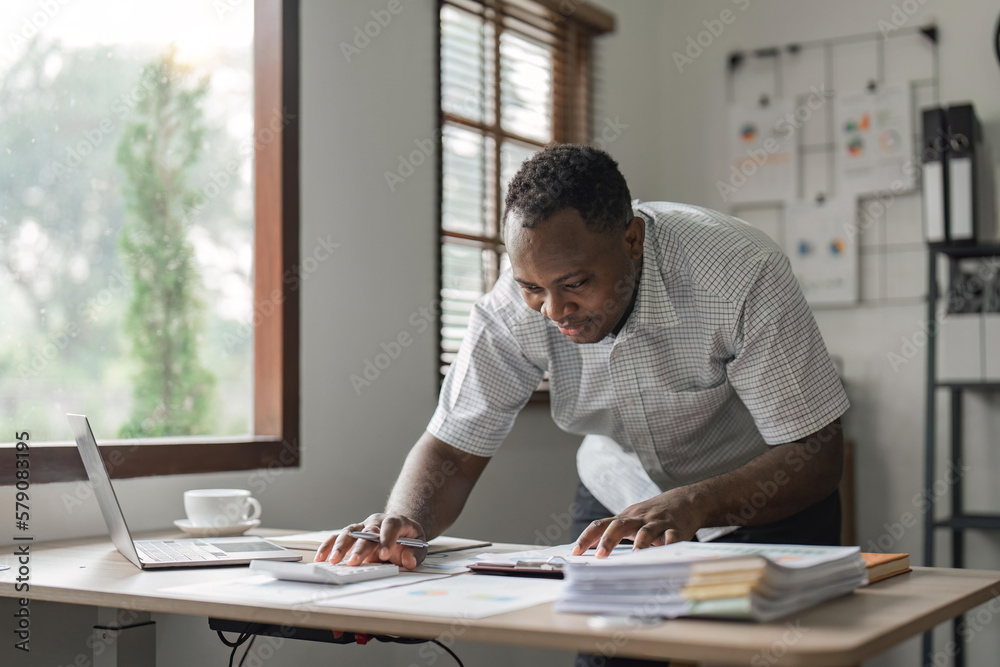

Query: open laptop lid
68 414 301 568
67 413 143 568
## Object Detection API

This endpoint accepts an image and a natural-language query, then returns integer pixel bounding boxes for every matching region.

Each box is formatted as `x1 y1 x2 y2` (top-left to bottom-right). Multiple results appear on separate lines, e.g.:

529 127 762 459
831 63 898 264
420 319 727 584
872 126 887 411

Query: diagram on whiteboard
723 25 937 306
834 83 914 195
785 198 858 306
722 99 798 204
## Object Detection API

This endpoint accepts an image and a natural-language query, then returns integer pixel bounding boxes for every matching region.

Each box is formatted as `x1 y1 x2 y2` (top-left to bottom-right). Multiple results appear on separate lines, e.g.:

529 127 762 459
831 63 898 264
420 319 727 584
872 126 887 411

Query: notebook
67 414 302 569
861 552 911 584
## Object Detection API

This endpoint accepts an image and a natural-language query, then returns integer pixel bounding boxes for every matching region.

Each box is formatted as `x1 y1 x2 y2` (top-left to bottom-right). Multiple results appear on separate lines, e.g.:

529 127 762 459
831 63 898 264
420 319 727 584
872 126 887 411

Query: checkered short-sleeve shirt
428 201 849 509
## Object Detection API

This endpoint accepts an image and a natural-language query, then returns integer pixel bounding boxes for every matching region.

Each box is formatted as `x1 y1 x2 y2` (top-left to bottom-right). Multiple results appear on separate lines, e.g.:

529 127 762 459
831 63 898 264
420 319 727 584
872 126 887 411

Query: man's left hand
571 491 704 558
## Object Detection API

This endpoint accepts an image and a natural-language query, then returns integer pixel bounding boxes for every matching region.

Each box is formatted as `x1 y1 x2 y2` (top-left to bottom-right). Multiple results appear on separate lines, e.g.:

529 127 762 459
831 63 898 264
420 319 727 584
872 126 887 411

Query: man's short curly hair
503 144 632 235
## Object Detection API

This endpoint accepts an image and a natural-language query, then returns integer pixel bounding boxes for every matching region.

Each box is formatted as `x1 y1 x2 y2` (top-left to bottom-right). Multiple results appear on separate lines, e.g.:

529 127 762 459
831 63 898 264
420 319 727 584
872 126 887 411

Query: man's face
507 208 644 344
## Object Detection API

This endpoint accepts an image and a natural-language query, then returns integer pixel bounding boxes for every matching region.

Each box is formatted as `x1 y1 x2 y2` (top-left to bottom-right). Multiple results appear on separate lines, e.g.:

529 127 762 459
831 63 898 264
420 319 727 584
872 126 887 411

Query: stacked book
862 552 910 584
555 542 867 622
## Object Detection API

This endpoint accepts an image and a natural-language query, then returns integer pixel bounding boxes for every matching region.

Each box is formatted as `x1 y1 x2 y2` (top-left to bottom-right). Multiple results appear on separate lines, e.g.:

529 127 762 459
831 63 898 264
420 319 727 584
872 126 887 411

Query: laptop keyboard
136 540 227 562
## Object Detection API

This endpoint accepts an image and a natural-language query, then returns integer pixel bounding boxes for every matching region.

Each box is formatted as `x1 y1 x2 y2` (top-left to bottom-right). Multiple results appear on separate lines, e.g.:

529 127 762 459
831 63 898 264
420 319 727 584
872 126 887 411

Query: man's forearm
684 419 844 529
384 432 489 540
573 419 845 555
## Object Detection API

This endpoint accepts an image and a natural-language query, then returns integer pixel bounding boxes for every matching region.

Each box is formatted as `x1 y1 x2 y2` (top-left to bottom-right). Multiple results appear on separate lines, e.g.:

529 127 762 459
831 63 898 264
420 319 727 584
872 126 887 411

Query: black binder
946 103 996 245
921 106 949 245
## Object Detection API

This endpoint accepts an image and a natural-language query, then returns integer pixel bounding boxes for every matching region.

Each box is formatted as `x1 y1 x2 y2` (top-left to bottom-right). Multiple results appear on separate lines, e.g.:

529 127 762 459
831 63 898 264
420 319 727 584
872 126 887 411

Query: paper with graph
785 197 858 306
318 573 565 618
834 83 914 195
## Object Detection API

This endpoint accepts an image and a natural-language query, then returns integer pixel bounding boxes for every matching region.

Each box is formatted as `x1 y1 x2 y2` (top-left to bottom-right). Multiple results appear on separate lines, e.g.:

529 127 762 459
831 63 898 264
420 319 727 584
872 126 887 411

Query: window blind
438 0 612 376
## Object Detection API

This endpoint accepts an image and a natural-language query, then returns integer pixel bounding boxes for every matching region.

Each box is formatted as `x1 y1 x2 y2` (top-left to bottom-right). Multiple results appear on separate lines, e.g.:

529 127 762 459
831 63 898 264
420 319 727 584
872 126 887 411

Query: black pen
348 531 429 549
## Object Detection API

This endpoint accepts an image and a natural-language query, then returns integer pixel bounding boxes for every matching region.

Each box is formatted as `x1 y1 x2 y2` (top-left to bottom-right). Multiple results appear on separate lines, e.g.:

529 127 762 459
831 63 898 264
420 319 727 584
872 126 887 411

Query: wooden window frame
436 0 613 395
1 0 300 485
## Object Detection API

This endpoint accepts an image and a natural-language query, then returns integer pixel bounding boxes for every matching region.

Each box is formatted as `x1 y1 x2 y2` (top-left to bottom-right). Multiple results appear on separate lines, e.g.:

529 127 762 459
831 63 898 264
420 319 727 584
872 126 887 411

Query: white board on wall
785 197 858 306
722 99 798 204
834 83 916 196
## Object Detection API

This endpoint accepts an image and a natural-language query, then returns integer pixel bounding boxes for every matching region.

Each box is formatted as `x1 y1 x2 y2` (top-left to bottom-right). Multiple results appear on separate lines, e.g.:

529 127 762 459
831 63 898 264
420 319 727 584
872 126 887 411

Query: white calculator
249 560 399 585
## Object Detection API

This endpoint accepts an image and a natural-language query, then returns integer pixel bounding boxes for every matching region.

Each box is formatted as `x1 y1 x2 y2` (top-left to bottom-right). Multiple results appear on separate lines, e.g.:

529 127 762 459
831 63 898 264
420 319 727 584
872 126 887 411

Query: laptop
67 413 302 569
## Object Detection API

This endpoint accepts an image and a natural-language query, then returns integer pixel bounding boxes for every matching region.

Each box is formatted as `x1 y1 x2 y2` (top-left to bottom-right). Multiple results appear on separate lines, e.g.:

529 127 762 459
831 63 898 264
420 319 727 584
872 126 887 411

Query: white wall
601 2 1000 666
5 1 1000 666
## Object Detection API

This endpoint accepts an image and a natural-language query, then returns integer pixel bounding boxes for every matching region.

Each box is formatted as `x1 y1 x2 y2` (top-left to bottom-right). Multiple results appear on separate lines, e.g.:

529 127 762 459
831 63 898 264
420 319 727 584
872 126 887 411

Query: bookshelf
924 243 1000 667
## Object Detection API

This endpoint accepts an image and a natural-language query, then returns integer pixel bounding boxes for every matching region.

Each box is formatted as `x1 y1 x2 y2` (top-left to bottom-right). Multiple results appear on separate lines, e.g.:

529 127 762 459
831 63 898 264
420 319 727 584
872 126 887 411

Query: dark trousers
571 482 842 667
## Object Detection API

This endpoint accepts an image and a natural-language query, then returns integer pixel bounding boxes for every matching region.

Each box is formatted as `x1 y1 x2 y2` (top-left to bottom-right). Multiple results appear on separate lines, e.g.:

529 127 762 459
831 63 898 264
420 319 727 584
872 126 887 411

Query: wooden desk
2 530 999 666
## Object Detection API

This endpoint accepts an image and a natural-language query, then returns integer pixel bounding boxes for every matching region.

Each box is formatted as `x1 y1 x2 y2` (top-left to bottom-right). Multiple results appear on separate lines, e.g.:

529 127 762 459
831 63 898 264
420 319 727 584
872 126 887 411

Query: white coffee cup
183 489 261 528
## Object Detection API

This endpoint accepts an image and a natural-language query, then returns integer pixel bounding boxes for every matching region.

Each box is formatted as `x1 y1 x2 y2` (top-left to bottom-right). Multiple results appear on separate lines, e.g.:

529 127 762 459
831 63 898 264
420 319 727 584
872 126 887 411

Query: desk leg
93 608 156 667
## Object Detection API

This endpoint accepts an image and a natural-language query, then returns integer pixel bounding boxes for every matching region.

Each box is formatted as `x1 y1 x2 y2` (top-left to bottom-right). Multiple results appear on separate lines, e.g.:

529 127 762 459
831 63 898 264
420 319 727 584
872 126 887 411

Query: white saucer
173 519 260 538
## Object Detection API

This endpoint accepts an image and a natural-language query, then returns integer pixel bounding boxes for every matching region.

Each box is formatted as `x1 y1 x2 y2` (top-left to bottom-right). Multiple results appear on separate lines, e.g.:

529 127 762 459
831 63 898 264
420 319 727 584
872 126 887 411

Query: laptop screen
67 414 143 567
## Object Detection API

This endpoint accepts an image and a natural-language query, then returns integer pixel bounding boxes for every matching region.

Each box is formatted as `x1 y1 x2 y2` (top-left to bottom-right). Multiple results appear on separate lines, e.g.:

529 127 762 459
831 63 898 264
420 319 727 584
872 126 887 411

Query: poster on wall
834 83 915 196
721 99 798 204
784 197 858 306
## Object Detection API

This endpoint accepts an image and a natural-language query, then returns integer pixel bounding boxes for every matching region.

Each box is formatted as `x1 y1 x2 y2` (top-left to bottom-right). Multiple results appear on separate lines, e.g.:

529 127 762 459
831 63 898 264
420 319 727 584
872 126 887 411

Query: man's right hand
313 432 489 571
315 513 429 570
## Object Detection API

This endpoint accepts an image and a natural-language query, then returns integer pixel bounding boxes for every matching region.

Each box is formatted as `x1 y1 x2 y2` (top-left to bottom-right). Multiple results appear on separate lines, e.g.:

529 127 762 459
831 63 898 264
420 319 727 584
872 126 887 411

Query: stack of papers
555 542 867 622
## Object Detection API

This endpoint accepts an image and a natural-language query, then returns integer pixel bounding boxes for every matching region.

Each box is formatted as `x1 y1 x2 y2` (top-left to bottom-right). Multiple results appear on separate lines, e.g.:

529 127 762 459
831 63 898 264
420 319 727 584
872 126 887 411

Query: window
0 0 299 483
437 0 612 381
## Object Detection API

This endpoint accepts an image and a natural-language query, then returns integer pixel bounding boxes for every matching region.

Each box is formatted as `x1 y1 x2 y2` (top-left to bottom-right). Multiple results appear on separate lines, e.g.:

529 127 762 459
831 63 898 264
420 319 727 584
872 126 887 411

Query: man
317 144 848 574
